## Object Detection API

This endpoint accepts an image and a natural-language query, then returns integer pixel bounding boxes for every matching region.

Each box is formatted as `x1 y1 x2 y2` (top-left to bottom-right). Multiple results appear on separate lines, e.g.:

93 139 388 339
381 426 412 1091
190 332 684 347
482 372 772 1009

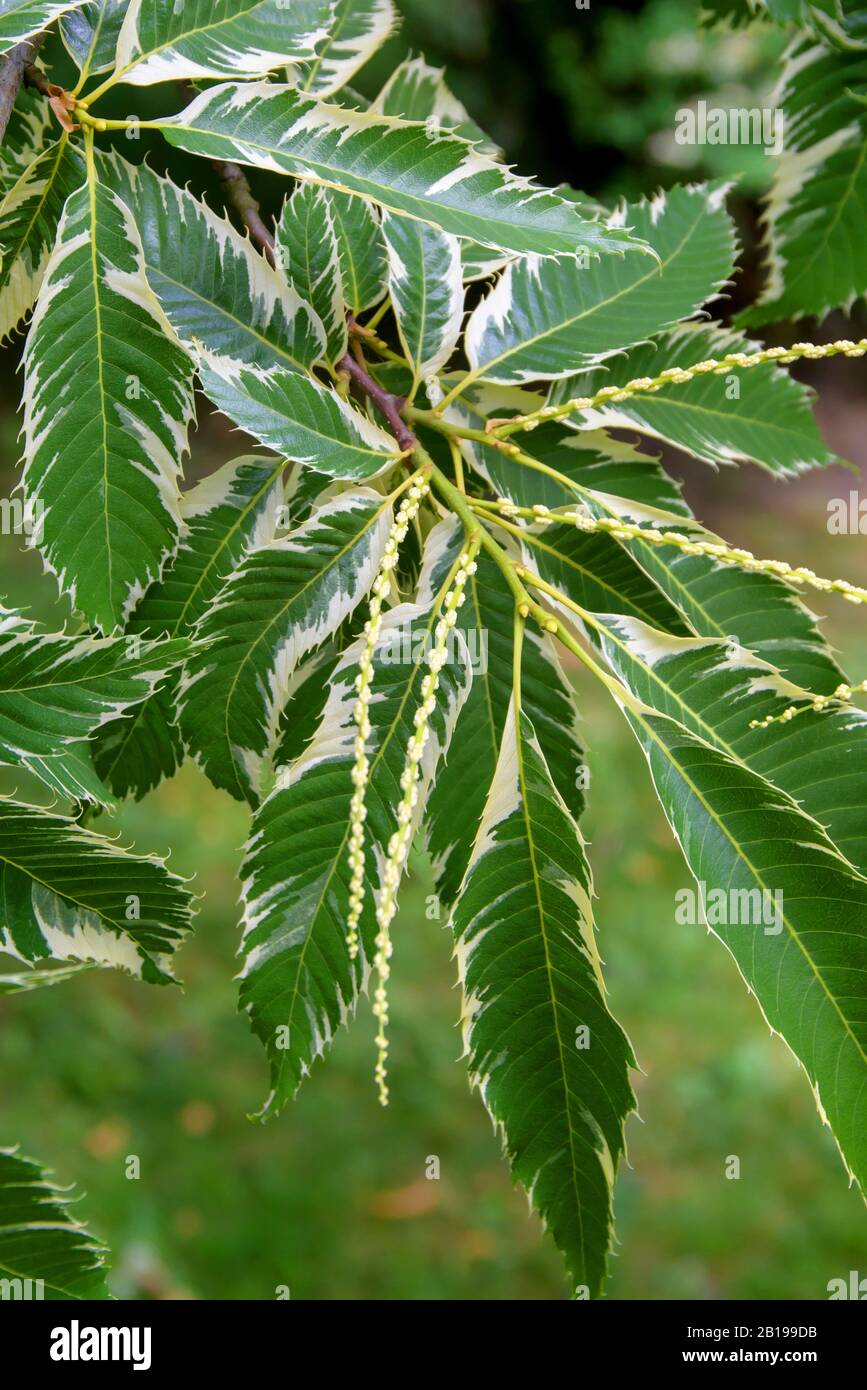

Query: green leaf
197 350 400 478
449 704 636 1297
22 178 195 633
156 81 650 259
239 518 471 1114
0 602 186 782
382 210 463 387
0 800 193 982
461 182 737 388
371 53 501 158
426 550 587 906
296 0 396 96
178 486 394 804
738 39 867 325
111 0 334 85
0 0 87 53
325 186 386 313
552 323 836 476
0 1147 110 1299
0 135 83 341
61 0 126 80
610 692 867 1195
100 150 325 370
275 181 347 366
93 455 284 800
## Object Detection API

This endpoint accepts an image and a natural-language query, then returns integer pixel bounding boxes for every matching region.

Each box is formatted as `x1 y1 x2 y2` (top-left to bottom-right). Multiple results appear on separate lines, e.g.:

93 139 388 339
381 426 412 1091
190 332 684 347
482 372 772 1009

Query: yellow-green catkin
346 475 430 962
372 542 479 1106
493 338 867 434
488 500 867 608
750 678 867 730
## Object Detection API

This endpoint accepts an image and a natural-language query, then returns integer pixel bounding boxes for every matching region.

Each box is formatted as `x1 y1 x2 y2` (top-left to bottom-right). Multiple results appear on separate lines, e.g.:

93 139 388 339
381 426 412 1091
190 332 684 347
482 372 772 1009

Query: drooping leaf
111 0 334 85
381 209 463 387
0 1147 110 1299
61 0 126 79
426 550 587 906
552 322 837 476
178 486 394 804
0 800 193 982
22 179 195 632
461 182 736 388
738 38 867 325
0 0 87 53
275 182 347 365
296 0 396 96
100 150 325 370
0 135 83 340
449 704 636 1297
593 612 867 878
239 518 471 1114
25 743 115 808
609 689 867 1195
0 603 186 787
93 455 284 800
156 81 651 258
197 350 400 478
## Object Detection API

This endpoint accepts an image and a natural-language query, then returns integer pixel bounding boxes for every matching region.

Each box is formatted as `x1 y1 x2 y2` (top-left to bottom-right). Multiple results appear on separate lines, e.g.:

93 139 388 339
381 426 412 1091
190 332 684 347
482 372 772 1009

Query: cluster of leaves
0 0 865 1299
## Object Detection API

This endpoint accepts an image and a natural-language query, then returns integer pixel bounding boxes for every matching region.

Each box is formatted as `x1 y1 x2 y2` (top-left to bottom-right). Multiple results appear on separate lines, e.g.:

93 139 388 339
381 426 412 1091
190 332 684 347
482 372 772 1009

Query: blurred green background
1 0 866 1300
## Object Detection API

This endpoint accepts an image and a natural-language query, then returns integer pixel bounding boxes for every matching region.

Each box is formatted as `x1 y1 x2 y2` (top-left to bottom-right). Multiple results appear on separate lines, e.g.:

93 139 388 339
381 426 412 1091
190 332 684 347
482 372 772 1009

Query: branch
338 352 417 452
0 36 42 143
212 158 276 262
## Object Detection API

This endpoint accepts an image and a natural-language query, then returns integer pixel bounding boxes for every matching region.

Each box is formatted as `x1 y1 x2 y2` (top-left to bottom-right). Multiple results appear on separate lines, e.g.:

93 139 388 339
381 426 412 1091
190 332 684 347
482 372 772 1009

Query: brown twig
212 158 276 262
338 352 417 453
0 36 43 143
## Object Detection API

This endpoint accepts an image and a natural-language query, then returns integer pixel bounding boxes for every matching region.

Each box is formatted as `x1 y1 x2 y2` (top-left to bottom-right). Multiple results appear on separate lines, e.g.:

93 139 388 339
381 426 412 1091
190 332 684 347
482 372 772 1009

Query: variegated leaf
100 150 325 370
197 349 400 477
449 704 636 1297
178 487 393 804
325 185 386 313
61 0 126 79
0 135 83 340
239 518 471 1113
461 182 736 388
93 455 284 800
381 209 463 387
371 53 501 158
0 1147 110 1299
0 88 51 199
0 962 93 993
0 800 193 982
552 322 836 476
0 602 186 785
738 37 867 325
275 182 347 365
0 0 87 53
155 81 650 258
296 0 396 96
111 0 334 86
426 549 587 906
594 612 867 878
609 689 867 1196
22 179 195 633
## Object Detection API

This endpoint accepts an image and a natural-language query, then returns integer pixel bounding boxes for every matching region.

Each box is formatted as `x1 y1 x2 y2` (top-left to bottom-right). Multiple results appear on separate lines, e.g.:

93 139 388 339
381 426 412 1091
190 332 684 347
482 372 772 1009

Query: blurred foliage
1 0 865 1302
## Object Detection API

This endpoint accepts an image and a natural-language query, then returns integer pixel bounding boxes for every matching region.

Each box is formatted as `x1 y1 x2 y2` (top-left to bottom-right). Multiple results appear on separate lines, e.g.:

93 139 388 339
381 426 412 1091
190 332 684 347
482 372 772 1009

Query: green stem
421 445 625 697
